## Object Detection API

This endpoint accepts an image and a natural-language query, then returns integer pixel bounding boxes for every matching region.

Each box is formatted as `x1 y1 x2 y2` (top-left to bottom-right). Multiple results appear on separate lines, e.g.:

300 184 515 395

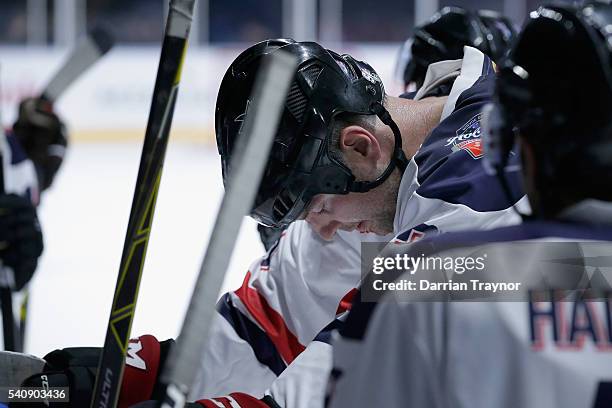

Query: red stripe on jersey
214 397 233 408
336 288 358 315
230 392 270 407
198 393 271 408
197 397 230 408
234 271 305 364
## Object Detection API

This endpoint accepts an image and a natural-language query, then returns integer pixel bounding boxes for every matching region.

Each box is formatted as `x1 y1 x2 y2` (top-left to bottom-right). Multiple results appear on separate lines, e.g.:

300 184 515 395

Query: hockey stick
0 286 18 352
90 2 195 408
41 26 114 103
159 51 297 407
0 29 114 352
5 27 115 352
0 283 18 352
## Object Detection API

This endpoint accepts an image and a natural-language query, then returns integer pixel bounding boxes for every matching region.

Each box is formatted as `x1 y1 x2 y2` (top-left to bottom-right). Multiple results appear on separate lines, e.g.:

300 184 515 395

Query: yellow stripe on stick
174 42 188 85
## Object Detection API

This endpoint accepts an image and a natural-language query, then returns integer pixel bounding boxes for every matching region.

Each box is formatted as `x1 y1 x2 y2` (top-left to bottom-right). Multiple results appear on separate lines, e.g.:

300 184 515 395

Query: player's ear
340 125 381 162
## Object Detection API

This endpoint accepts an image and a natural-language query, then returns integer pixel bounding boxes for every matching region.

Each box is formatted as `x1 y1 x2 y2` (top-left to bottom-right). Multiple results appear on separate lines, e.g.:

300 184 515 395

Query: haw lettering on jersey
445 113 483 159
529 290 612 350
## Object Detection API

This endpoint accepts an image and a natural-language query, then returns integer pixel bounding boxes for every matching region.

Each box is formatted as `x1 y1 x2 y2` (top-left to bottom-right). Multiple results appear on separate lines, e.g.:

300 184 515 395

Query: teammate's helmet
397 7 516 90
216 39 408 228
482 2 612 208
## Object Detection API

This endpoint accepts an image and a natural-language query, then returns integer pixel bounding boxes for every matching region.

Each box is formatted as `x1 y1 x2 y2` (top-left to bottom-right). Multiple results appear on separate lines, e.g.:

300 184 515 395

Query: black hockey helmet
482 2 612 208
216 39 408 228
398 7 517 89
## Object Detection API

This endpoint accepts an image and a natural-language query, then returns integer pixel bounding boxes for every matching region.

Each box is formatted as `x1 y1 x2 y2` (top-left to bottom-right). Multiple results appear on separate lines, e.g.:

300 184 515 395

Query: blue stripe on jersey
217 293 287 376
337 290 377 341
313 319 344 345
414 62 524 212
6 132 29 165
481 54 494 76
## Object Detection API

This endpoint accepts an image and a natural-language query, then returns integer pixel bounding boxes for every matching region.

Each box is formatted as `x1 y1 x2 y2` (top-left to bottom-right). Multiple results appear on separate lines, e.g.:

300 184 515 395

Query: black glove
14 347 100 407
12 97 68 191
17 337 175 408
0 194 43 291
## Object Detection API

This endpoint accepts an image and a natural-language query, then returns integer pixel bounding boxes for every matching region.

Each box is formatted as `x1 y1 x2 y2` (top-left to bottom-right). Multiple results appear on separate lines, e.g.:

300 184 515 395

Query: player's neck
384 95 448 158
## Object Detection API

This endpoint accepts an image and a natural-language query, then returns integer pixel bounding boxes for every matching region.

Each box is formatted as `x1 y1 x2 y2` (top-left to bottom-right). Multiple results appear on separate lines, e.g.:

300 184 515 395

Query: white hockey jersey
328 201 612 408
192 47 526 407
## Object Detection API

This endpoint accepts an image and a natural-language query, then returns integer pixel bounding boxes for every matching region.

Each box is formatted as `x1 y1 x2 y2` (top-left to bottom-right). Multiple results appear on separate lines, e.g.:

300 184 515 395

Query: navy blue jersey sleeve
413 65 523 212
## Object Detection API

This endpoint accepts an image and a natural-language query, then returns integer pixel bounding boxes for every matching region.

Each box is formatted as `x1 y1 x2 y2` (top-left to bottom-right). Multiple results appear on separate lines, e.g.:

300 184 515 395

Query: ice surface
14 142 265 356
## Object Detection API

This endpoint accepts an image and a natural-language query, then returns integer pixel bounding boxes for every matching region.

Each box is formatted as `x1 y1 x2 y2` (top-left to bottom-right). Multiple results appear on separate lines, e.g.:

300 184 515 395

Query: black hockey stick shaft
0 288 18 351
90 2 194 407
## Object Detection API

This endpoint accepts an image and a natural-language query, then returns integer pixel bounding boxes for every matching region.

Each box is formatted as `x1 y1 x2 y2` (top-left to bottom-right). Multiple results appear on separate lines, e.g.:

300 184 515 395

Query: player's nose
305 213 340 241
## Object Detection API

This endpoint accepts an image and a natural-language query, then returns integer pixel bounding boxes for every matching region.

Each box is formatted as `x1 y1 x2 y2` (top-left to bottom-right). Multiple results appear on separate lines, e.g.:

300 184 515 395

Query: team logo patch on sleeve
445 113 483 159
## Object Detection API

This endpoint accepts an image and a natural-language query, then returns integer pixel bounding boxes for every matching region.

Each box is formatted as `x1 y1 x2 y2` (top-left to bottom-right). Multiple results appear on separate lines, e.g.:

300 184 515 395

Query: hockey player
396 6 516 93
0 96 66 350
328 2 612 407
260 9 517 251
10 96 68 194
19 36 527 407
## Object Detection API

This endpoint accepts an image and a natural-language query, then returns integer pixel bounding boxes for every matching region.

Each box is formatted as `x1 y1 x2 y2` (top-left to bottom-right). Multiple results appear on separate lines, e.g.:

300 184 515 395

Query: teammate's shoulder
454 59 495 110
449 46 496 109
410 115 523 213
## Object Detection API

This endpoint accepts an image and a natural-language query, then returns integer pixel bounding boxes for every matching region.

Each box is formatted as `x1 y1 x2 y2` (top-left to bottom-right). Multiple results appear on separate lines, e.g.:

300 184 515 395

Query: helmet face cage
217 40 394 228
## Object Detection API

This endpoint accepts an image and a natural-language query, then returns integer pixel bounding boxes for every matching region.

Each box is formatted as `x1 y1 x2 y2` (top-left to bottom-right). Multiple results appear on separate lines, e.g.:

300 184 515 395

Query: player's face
303 122 401 240
304 189 396 240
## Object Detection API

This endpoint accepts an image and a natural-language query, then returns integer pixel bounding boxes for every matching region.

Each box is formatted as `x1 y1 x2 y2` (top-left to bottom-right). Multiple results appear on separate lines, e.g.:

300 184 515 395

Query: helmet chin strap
494 162 531 222
349 101 409 193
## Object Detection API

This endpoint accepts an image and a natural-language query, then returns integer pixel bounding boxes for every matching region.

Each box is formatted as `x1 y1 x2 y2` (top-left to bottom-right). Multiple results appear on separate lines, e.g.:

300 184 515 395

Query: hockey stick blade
159 50 298 408
90 1 195 408
41 25 115 103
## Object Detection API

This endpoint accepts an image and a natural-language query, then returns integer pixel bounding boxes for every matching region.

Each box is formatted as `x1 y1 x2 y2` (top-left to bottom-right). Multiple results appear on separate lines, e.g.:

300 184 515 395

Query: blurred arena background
0 0 576 355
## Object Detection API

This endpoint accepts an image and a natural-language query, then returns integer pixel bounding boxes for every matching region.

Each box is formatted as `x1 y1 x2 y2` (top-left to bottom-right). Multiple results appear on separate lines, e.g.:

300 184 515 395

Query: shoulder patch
445 113 483 159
